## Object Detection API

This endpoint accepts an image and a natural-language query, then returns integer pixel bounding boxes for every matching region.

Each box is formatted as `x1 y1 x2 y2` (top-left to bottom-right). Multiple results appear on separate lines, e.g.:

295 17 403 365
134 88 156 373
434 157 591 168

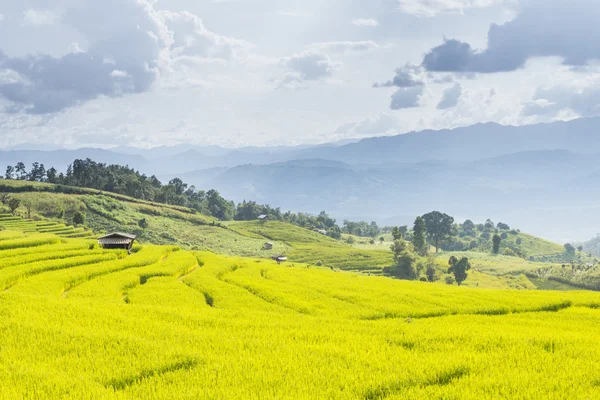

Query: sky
0 0 599 148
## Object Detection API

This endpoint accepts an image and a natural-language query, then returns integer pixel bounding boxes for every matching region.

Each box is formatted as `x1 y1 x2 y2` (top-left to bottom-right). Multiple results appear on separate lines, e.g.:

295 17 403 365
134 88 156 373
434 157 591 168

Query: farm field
1 230 600 398
227 221 393 270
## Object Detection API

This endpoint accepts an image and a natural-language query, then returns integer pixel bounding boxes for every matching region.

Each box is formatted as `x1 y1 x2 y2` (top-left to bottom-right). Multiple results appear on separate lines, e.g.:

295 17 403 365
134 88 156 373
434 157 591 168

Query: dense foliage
2 159 351 238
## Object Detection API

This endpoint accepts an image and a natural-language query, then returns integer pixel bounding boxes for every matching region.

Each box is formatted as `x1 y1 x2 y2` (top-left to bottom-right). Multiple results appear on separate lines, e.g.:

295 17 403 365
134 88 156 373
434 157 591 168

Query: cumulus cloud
0 0 248 114
420 0 600 73
281 52 335 82
374 64 424 87
390 86 423 109
352 18 379 27
522 83 600 118
437 83 462 109
397 0 508 17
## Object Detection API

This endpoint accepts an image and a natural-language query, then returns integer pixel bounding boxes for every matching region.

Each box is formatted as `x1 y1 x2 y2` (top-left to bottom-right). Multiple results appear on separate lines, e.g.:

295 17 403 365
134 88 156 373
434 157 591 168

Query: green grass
228 221 393 270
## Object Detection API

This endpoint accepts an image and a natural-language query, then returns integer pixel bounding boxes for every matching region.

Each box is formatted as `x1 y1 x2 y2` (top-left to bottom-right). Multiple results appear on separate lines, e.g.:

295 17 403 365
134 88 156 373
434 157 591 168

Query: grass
1 238 600 398
228 221 394 270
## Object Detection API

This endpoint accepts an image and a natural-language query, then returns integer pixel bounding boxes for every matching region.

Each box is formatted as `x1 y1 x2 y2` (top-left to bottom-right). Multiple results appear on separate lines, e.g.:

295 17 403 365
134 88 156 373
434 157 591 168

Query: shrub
73 211 85 226
445 276 455 285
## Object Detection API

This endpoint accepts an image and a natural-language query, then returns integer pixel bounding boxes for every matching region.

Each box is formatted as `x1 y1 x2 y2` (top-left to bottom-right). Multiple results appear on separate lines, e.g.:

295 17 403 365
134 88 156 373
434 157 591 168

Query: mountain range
3 117 600 242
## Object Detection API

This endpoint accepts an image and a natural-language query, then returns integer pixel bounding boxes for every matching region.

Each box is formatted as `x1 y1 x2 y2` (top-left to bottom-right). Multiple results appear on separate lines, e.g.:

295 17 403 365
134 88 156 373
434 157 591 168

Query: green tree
73 211 85 226
4 165 14 180
425 257 438 282
8 198 20 215
421 211 454 253
392 227 402 241
492 234 502 254
412 216 428 256
448 257 471 286
15 162 27 180
390 240 418 280
578 245 584 252
138 218 149 229
379 236 385 243
564 243 576 254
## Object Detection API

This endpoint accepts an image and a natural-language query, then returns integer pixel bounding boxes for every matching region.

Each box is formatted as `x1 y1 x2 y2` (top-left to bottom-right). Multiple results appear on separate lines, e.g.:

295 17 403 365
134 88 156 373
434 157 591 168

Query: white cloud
437 83 463 109
307 41 379 54
391 86 424 109
352 18 379 27
397 0 509 17
280 52 336 82
23 9 59 26
110 70 130 78
0 0 251 114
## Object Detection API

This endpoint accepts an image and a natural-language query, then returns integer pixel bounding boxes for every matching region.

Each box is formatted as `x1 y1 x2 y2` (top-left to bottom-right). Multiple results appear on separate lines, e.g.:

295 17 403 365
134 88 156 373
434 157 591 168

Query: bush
346 236 355 245
445 276 455 285
73 211 85 226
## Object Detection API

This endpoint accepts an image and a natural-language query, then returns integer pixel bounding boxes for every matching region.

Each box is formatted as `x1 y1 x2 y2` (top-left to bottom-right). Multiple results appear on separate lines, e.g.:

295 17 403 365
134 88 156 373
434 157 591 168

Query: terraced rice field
1 230 600 398
0 214 96 239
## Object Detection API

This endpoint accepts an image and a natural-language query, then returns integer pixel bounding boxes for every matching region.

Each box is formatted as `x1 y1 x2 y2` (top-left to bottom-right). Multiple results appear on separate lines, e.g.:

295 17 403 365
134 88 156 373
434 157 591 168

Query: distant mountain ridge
4 117 600 241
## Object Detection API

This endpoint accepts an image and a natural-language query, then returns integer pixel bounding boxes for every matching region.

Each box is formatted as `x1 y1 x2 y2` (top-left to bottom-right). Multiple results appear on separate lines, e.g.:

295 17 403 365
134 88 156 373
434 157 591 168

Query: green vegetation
228 221 393 270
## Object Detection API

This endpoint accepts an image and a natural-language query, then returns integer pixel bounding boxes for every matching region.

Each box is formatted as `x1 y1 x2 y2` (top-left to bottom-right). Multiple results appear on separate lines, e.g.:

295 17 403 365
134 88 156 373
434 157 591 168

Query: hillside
0 182 393 271
0 231 600 398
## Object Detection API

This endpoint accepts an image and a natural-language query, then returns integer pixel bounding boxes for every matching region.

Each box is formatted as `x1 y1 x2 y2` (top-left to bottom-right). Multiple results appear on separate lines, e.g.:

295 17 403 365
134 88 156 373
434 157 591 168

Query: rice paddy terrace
1 226 600 399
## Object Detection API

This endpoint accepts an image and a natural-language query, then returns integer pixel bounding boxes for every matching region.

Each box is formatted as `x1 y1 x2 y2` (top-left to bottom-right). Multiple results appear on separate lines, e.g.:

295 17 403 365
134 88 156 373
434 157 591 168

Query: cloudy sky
0 0 599 148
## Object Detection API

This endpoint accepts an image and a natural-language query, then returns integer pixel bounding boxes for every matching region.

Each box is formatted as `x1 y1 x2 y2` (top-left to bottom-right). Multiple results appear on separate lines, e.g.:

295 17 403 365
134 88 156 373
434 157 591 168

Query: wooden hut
258 214 269 222
264 242 274 250
98 232 137 251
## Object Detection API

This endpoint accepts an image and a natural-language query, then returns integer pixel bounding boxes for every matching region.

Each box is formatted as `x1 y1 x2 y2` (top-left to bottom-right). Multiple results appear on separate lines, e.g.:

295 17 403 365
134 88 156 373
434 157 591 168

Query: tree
4 165 14 180
379 236 385 243
564 243 576 254
8 198 20 215
516 237 522 245
138 218 149 229
46 167 58 184
392 227 402 241
412 216 428 256
448 257 471 286
15 162 27 180
399 226 408 238
425 257 438 282
492 234 502 254
73 211 85 226
496 222 510 230
421 211 454 253
578 245 584 252
389 241 418 280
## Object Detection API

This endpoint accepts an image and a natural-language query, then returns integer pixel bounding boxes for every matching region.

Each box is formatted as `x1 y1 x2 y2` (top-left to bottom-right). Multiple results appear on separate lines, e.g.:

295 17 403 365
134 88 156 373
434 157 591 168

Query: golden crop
0 232 599 399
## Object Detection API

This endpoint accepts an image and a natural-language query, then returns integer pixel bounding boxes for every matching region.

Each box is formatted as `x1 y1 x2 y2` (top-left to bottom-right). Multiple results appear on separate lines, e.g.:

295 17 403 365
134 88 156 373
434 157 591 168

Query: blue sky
0 0 598 148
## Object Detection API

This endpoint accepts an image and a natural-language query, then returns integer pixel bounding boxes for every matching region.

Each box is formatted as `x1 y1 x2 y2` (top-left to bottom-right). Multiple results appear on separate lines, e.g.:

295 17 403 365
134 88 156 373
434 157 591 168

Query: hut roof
98 232 137 240
258 215 268 219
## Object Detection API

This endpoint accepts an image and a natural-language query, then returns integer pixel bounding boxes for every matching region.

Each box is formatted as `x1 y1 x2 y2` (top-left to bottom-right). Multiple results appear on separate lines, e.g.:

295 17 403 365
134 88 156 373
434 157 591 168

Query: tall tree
421 211 454 253
392 227 402 241
15 162 27 180
4 165 14 180
412 216 428 256
492 234 502 254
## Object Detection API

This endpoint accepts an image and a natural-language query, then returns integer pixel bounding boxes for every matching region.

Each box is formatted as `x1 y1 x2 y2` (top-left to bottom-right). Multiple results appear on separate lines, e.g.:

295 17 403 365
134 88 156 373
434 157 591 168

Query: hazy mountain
176 150 600 242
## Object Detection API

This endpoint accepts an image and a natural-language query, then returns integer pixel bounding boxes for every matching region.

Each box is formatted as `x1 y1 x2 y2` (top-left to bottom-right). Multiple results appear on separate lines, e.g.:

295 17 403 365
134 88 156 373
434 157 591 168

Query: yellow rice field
0 231 599 399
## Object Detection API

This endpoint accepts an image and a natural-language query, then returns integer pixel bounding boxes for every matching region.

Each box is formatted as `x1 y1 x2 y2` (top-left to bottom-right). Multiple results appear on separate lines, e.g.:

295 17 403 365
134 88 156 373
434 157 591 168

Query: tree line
3 159 398 239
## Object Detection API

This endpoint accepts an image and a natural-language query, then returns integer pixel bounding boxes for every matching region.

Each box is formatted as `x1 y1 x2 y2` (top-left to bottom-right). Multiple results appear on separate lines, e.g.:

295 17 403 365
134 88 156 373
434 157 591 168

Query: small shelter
98 232 137 251
271 255 288 265
264 242 274 250
258 214 269 222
